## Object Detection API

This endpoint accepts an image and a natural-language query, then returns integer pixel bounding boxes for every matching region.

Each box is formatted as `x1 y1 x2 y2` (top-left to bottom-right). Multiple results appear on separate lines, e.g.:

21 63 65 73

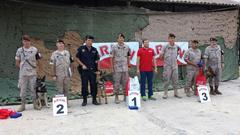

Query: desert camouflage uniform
161 44 179 96
184 48 201 94
111 43 130 95
50 50 72 97
15 46 38 101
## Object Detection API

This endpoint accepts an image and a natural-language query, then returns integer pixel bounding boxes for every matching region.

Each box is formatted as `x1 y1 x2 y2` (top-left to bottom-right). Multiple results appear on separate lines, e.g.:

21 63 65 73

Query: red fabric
0 109 14 119
137 47 155 71
105 81 113 94
125 77 130 96
195 68 207 96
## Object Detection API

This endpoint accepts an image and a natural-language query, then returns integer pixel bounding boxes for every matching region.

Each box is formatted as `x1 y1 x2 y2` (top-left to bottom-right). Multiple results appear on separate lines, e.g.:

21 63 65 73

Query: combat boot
174 89 182 99
162 90 168 99
17 98 26 112
82 97 87 106
210 86 216 95
115 94 120 104
214 86 222 95
92 97 100 105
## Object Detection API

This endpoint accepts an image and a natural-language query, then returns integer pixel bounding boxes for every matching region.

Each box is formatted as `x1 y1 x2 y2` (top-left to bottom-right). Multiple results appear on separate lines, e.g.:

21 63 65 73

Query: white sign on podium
53 95 68 116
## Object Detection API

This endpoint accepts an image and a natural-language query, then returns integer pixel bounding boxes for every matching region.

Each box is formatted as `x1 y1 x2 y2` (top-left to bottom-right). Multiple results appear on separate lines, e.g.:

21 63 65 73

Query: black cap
85 35 94 40
57 39 65 44
192 40 199 44
168 33 176 38
210 37 217 41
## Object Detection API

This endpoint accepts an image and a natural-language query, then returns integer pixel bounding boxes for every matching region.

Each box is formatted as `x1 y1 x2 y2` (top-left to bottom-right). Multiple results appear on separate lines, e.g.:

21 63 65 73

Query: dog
96 71 108 104
206 66 216 79
35 76 50 109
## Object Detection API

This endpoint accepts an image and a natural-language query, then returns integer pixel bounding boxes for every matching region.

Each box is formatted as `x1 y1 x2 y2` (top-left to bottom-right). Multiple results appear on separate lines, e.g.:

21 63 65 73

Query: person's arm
221 48 224 69
203 48 209 71
127 47 131 68
16 59 20 69
159 46 165 59
76 48 87 69
153 56 157 73
50 53 57 80
136 56 140 74
185 59 197 67
110 46 115 72
15 49 21 69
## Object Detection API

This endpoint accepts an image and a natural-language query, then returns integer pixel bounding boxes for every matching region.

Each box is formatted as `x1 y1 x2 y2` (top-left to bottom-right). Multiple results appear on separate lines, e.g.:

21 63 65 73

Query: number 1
132 97 137 106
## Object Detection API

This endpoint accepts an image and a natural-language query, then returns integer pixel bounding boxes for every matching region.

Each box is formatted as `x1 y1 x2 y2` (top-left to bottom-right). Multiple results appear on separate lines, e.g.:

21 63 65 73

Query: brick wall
135 10 239 48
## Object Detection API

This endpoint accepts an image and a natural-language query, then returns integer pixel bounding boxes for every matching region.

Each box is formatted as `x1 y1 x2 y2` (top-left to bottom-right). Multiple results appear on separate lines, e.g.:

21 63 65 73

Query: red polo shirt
137 47 155 71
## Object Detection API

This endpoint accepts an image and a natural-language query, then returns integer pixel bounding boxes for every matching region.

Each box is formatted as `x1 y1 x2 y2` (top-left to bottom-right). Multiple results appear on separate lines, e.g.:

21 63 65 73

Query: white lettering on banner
93 42 188 68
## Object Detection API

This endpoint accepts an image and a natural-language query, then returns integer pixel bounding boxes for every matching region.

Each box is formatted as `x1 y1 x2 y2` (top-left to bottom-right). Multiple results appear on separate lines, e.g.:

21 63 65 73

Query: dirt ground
1 78 240 135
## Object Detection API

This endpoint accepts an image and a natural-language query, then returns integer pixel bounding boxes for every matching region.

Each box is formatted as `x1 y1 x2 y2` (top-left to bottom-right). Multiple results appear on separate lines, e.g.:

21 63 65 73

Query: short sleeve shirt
76 45 99 71
50 50 71 77
184 48 201 70
137 47 155 71
160 44 178 69
15 46 38 77
204 45 221 68
111 43 130 72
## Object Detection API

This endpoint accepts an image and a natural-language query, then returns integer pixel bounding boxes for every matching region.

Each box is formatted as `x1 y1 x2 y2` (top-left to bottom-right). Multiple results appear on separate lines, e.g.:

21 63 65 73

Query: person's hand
95 71 101 75
82 65 87 70
137 69 140 75
221 63 224 70
154 68 158 73
53 76 57 81
128 64 131 69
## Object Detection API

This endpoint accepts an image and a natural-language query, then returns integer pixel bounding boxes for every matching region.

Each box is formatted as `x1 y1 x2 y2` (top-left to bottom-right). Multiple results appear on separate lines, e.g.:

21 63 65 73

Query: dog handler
15 35 42 112
50 39 73 107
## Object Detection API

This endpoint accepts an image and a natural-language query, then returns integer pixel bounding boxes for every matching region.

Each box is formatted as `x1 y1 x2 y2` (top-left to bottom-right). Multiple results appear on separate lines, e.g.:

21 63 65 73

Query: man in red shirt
137 39 157 101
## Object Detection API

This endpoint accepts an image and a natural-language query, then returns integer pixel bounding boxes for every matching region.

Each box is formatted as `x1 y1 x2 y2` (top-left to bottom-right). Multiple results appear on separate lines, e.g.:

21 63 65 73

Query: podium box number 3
197 85 211 103
53 95 68 116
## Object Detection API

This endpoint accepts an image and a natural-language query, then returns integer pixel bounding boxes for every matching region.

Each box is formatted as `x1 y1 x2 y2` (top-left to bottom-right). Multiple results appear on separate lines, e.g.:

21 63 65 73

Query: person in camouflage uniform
50 39 73 107
184 40 202 97
204 37 224 95
111 33 130 104
160 33 181 99
15 35 41 112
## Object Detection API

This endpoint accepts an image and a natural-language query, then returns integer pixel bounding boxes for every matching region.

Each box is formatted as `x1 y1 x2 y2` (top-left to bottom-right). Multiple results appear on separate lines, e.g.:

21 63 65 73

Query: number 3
56 104 64 114
202 93 208 101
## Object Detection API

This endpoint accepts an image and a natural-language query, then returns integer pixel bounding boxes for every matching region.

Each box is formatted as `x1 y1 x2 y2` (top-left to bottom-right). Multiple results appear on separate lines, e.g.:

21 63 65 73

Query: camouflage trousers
113 72 129 95
18 75 37 100
185 69 198 91
56 76 70 97
163 66 178 92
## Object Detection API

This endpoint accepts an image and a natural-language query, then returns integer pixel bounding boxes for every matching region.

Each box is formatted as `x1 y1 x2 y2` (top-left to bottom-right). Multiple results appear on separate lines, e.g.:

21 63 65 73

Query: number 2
202 93 208 101
56 104 64 114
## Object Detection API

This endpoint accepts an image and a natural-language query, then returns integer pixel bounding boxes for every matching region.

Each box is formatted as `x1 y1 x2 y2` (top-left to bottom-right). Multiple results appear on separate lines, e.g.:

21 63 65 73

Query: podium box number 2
53 95 68 116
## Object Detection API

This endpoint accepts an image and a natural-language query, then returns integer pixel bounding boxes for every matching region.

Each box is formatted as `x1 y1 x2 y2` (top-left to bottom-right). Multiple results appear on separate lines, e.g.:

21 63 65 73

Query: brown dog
96 71 108 104
206 66 216 79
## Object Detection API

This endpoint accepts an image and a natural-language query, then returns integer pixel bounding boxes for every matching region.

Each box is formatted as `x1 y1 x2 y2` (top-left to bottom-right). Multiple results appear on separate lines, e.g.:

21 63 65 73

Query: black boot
215 86 222 95
92 97 100 105
210 86 216 95
82 97 87 106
